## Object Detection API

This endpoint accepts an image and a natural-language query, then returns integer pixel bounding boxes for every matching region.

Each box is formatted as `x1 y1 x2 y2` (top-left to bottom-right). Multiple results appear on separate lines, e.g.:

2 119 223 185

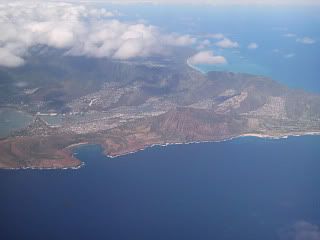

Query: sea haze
110 5 320 92
0 136 320 240
0 3 320 240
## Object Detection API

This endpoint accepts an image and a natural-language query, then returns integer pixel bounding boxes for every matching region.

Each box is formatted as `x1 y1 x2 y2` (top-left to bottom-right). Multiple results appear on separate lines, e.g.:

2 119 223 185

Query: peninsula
0 52 319 169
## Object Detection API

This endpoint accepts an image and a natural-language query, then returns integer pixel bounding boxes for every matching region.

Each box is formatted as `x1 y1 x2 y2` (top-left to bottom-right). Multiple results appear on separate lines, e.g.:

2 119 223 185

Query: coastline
104 131 320 159
65 142 89 149
2 132 320 170
0 143 87 171
0 162 84 171
186 59 207 75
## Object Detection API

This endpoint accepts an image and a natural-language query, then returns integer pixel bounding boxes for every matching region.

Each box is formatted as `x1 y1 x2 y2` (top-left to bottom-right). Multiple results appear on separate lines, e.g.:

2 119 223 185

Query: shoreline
0 162 85 171
186 59 269 79
104 131 320 159
2 131 320 170
186 59 207 75
65 142 89 149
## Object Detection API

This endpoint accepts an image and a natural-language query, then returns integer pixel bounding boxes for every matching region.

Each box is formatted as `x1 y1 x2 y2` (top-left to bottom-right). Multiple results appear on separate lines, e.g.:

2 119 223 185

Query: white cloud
197 39 211 50
284 53 295 58
0 2 196 67
55 0 320 6
206 33 225 39
283 33 296 38
188 50 227 65
296 37 316 44
248 42 258 49
281 221 320 240
215 38 239 48
163 34 196 46
0 48 25 67
113 38 144 59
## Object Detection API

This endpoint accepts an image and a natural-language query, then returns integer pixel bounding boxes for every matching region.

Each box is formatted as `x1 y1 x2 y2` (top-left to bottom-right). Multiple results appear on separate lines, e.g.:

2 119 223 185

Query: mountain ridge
0 53 319 169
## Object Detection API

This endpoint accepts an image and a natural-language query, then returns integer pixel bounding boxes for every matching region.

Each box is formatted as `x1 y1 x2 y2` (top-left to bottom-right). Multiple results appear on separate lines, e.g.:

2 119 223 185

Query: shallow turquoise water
108 5 320 92
0 108 33 138
1 5 320 240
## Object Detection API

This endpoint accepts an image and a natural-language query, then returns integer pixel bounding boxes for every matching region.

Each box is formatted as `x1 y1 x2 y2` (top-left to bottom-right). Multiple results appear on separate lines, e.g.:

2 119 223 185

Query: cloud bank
55 0 320 6
0 2 196 67
188 50 227 65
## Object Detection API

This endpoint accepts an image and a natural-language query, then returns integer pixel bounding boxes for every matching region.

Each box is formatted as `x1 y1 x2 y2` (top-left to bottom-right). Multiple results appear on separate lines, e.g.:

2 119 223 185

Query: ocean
1 136 320 240
107 5 320 92
1 5 320 240
0 108 33 138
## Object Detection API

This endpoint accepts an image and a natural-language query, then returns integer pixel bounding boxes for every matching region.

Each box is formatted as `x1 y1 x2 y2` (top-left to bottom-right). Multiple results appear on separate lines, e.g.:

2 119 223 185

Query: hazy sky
0 0 318 68
3 0 319 5
53 0 320 6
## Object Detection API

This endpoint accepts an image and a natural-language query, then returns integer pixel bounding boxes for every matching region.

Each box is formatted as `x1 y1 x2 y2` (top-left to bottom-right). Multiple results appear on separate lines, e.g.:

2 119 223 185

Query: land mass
0 50 319 169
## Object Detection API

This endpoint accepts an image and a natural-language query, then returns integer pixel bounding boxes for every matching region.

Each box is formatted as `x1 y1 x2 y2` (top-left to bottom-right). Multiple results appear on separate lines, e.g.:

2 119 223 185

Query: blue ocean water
1 136 320 240
108 5 320 92
1 6 319 240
